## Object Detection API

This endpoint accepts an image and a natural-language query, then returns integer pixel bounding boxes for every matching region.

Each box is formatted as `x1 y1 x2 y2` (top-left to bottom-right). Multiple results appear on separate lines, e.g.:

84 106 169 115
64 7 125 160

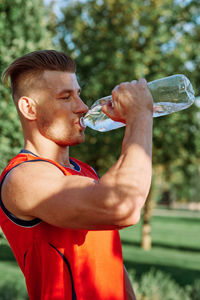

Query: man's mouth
79 117 86 129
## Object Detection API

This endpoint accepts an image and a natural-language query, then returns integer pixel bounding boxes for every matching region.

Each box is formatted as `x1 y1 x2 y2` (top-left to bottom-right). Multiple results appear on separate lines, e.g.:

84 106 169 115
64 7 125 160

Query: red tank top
0 150 127 300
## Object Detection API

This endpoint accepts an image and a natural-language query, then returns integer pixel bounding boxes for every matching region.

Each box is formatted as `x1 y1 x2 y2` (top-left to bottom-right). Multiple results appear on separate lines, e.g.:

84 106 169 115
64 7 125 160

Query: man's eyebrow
56 88 81 95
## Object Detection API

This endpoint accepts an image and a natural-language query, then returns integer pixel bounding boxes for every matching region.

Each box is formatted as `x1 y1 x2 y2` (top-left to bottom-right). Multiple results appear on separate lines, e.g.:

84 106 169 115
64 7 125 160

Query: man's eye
61 96 71 100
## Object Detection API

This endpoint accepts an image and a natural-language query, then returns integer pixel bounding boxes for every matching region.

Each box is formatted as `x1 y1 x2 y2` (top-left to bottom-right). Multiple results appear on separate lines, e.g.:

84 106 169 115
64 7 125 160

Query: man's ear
18 96 37 120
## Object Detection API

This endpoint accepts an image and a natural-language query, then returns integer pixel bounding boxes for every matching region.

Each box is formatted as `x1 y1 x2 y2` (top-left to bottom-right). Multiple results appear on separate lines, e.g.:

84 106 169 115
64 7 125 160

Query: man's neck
24 139 71 168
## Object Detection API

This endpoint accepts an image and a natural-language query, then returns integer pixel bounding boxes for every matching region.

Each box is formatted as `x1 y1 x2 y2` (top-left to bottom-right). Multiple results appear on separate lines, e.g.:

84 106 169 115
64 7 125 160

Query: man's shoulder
1 156 64 192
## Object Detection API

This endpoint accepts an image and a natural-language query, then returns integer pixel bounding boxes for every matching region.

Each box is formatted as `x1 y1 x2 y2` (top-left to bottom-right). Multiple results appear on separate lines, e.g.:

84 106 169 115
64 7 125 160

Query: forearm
99 111 152 224
120 111 153 199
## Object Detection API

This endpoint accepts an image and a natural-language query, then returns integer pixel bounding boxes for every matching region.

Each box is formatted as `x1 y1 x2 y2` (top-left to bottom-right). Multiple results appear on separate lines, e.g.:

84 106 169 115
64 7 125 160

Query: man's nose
75 96 88 114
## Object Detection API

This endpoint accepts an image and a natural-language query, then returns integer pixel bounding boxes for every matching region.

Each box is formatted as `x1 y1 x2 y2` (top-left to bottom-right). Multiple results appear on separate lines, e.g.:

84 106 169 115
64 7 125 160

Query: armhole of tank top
0 159 66 228
70 157 99 178
90 166 100 179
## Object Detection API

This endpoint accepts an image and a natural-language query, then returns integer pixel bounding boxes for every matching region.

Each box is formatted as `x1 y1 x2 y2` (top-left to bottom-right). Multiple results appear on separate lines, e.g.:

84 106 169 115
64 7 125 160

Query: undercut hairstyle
2 50 76 102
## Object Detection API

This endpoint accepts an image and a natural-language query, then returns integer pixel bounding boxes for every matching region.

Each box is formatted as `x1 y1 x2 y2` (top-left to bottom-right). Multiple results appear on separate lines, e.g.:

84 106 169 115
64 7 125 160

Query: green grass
120 213 200 287
0 260 24 281
0 240 27 294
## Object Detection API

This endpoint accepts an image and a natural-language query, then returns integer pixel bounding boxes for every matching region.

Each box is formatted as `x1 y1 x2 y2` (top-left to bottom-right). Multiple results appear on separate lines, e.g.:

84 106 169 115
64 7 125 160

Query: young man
0 50 153 300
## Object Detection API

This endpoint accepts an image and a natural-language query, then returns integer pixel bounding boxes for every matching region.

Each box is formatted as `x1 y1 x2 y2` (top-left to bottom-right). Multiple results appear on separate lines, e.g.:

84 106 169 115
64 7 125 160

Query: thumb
101 100 114 118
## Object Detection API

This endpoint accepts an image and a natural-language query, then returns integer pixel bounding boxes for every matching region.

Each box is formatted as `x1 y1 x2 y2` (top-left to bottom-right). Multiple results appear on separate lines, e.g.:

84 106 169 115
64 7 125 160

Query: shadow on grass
0 244 16 261
124 259 200 287
121 239 200 253
153 214 200 223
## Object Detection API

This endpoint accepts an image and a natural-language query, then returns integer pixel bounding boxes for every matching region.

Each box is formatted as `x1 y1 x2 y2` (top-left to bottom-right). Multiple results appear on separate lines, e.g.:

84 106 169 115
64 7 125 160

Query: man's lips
75 118 86 129
79 117 86 128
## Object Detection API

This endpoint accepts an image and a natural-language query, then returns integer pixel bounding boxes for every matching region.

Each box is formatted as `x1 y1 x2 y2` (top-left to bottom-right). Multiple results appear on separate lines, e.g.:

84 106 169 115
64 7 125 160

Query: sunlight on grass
120 213 200 286
0 261 24 281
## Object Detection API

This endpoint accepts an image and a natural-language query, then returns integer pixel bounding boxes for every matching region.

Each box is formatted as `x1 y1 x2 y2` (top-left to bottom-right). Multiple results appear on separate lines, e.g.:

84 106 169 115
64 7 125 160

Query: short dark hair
2 50 76 101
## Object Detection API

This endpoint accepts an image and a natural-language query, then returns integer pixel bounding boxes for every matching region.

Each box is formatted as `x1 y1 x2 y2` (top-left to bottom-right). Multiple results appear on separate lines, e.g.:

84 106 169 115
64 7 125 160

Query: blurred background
0 0 200 299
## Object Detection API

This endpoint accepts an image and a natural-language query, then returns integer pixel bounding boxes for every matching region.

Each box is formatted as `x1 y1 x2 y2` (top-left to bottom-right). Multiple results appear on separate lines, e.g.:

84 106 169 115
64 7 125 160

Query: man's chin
58 135 86 147
72 135 86 146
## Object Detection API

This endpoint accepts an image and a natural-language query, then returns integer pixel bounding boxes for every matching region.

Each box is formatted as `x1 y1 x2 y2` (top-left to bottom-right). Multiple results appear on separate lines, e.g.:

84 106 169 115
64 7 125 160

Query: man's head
2 50 88 146
2 50 76 103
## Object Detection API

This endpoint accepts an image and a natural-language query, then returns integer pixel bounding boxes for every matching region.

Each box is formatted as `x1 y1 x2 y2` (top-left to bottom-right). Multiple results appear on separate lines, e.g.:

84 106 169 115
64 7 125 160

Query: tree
57 0 200 188
0 0 54 170
57 0 200 249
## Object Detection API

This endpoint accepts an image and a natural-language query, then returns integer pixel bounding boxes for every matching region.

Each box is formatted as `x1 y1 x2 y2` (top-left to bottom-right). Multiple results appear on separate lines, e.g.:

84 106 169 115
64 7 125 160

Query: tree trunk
141 187 155 251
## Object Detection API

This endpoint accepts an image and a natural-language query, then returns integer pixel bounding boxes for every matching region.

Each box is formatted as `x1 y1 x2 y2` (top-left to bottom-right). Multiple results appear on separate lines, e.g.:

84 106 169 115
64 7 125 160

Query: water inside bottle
82 101 191 132
153 101 191 117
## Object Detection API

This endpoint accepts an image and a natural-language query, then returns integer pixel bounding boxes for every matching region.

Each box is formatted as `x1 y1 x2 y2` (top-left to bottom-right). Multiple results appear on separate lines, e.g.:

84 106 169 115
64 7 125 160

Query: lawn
0 209 199 297
120 210 200 287
0 240 28 299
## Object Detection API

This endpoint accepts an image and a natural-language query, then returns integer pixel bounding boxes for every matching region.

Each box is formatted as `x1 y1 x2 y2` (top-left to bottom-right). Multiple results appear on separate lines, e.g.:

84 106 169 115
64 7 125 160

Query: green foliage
186 279 200 300
0 278 28 300
131 268 191 300
0 238 28 298
0 0 54 170
0 228 5 246
58 0 200 201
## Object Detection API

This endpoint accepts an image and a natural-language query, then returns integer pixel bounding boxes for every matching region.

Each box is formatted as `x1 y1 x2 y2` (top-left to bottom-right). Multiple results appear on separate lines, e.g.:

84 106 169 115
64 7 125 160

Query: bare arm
2 79 153 229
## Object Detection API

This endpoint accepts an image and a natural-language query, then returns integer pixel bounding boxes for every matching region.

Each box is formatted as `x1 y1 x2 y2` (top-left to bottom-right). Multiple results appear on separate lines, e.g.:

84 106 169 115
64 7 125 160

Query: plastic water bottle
80 74 195 132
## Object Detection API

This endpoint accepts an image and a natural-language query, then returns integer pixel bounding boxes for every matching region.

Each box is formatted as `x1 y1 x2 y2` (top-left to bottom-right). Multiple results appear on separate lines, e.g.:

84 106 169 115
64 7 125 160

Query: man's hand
102 78 153 124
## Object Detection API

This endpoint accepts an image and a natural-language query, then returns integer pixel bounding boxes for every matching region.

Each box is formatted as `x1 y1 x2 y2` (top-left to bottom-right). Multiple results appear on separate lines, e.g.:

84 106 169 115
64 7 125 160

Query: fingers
112 81 131 97
111 78 148 99
138 78 148 88
131 78 147 87
108 77 152 123
101 100 114 118
112 82 129 93
138 78 147 84
131 80 137 84
113 78 147 90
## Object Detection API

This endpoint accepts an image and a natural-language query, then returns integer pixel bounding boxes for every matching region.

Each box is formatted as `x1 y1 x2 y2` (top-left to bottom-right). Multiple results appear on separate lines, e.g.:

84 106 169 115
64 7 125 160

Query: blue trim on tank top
49 243 77 300
20 149 81 172
0 162 42 227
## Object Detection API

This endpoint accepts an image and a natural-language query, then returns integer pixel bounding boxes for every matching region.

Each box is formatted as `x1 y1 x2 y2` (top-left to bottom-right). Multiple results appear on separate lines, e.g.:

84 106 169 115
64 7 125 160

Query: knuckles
118 82 129 91
112 78 148 98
